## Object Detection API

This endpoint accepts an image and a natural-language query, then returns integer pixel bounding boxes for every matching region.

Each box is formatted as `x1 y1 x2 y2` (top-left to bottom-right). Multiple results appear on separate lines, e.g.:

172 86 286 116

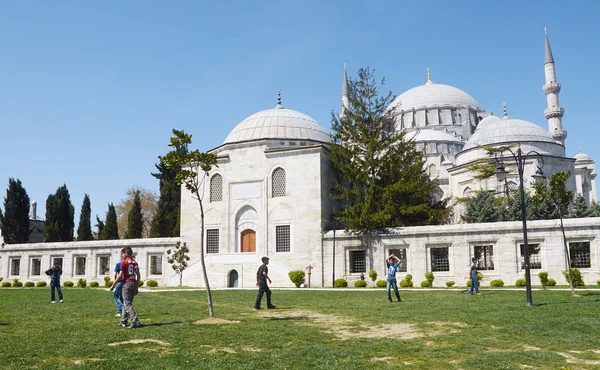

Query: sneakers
117 323 127 327
51 301 56 304
115 313 122 317
254 307 263 310
60 300 64 303
128 322 141 329
267 306 277 309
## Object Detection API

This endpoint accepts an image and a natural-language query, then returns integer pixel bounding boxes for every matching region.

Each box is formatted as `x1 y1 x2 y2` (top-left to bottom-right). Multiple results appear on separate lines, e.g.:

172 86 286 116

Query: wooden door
241 229 256 253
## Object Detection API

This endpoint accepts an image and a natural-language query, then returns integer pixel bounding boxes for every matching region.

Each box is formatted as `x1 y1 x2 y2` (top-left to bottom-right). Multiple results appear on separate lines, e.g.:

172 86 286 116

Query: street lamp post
332 218 337 288
495 146 544 307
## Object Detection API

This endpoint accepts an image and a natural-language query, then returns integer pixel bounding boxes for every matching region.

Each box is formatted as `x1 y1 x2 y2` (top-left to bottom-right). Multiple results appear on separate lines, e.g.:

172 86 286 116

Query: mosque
1 31 599 290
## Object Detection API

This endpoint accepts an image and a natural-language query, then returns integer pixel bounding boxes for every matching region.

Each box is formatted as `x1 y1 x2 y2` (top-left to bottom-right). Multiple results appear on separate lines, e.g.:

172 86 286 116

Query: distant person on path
468 257 480 295
386 254 402 302
113 260 124 317
110 247 141 328
45 261 63 303
254 256 276 310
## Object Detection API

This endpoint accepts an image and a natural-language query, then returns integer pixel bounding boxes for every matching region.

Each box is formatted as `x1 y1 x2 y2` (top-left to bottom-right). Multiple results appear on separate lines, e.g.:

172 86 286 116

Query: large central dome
224 104 330 145
389 83 482 112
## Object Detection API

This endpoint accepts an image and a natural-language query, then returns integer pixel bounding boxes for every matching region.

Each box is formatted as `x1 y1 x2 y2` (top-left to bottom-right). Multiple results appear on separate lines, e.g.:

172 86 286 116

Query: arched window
272 168 286 197
210 174 222 202
463 187 473 197
429 164 437 178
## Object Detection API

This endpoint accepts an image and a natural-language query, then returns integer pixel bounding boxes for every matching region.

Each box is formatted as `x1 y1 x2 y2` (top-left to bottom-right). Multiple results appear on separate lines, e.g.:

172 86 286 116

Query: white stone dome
574 152 592 161
388 83 482 112
224 105 330 144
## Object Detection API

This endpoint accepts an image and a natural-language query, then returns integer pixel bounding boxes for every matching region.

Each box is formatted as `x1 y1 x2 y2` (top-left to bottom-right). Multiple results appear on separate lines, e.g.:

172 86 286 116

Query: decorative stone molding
543 82 561 95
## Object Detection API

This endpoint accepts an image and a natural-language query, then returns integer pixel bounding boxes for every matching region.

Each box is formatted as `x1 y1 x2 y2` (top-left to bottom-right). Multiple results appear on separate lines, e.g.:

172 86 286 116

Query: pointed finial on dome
580 146 583 153
426 68 433 85
502 101 508 118
275 89 283 109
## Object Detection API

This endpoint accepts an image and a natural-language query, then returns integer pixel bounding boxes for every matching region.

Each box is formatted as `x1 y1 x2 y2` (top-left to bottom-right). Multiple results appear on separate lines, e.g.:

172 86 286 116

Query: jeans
469 273 479 294
113 282 123 314
50 281 63 301
387 278 401 301
254 281 273 308
120 282 139 325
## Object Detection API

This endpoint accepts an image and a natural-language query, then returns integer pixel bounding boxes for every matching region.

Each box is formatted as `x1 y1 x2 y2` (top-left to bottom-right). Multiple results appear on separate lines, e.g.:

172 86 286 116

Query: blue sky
1 1 598 231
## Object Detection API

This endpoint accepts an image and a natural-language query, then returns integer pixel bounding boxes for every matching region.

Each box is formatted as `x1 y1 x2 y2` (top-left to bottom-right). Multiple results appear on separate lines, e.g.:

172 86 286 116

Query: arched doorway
241 229 256 253
228 270 238 287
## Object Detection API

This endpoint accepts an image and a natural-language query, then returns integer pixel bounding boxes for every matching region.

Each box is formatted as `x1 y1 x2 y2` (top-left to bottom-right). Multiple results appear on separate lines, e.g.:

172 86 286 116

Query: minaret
542 28 566 143
340 63 350 118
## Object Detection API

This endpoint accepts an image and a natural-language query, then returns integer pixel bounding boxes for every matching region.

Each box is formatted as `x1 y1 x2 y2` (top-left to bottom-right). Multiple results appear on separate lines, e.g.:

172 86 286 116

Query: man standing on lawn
45 260 64 304
112 260 124 317
110 247 141 328
386 254 402 302
254 256 276 310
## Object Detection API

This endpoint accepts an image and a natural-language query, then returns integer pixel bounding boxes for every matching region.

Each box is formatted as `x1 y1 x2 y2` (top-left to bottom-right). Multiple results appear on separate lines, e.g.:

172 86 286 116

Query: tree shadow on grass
266 316 310 321
140 321 184 327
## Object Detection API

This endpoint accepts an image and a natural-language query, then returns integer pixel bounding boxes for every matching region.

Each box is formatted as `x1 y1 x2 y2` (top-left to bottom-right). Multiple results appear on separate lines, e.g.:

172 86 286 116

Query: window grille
150 255 163 275
474 245 494 270
388 248 408 272
569 242 591 269
430 247 450 272
210 174 223 202
53 257 63 268
31 258 41 275
98 256 111 275
349 250 366 273
276 225 291 252
520 244 542 270
75 257 86 275
272 168 286 197
10 259 20 275
206 229 219 254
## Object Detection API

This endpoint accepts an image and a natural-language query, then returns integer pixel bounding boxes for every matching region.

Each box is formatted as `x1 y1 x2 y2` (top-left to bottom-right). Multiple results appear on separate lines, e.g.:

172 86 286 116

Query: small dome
224 107 330 144
477 115 502 128
406 129 463 143
389 83 482 112
574 152 592 161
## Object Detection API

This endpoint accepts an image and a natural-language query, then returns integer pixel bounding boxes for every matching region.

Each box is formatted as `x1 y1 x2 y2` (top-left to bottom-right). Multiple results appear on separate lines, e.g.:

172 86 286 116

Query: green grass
1 288 600 369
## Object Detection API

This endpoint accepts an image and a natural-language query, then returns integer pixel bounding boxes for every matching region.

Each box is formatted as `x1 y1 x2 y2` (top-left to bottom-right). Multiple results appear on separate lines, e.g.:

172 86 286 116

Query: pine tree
0 178 32 244
502 189 536 221
95 215 105 240
330 67 448 231
569 195 589 218
102 203 119 240
44 184 75 242
461 191 502 223
76 194 93 241
587 201 600 217
150 159 182 237
125 191 143 239
531 171 573 220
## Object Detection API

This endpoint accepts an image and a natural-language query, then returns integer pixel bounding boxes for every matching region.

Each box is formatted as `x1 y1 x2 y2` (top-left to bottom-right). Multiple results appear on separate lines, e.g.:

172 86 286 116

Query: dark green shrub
467 280 472 287
368 269 378 284
547 278 556 286
146 280 158 287
354 280 367 288
24 281 35 287
63 281 74 287
89 281 99 288
376 280 387 288
2 282 11 287
562 268 584 286
77 279 87 288
399 274 413 288
425 272 435 285
12 279 23 287
334 278 348 288
490 279 504 287
538 271 548 290
446 281 455 287
515 279 526 287
420 280 431 288
104 276 112 288
0 277 2 282
597 280 600 287
36 281 47 287
288 270 306 288
138 280 144 287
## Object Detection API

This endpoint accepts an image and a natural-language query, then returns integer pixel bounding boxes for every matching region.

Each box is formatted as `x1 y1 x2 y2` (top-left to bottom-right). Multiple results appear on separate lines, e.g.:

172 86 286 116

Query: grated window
206 229 219 254
98 256 111 275
10 258 20 275
276 225 291 252
388 248 408 272
75 257 86 275
31 258 41 275
569 242 591 269
430 247 450 272
210 174 222 202
520 244 542 270
474 245 494 270
349 250 366 273
150 255 163 275
272 168 286 197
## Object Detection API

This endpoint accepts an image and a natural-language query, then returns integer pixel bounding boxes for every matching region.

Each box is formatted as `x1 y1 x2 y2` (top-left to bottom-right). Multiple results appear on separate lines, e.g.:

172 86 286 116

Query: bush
288 270 306 288
399 274 413 288
597 280 600 287
89 281 99 288
12 279 23 287
0 277 2 282
354 280 367 288
425 272 435 285
334 278 348 288
420 280 431 288
63 281 74 287
368 269 378 284
515 279 526 287
490 279 504 287
547 278 556 286
538 271 548 290
2 282 11 287
24 281 35 287
446 281 455 288
562 268 585 287
138 280 144 287
104 276 112 288
77 279 87 288
36 281 47 287
376 280 387 288
466 280 471 287
146 280 158 287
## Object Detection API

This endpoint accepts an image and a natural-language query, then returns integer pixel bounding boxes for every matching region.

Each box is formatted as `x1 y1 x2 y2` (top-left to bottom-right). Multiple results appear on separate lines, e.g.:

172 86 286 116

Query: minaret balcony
544 107 564 119
543 82 561 94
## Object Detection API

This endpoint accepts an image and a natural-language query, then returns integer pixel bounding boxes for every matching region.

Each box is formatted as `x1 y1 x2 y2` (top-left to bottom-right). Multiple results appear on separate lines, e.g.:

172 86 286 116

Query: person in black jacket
254 256 276 310
45 261 63 303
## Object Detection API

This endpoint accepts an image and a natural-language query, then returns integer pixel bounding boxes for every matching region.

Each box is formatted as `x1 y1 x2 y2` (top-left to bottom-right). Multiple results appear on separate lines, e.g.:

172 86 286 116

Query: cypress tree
150 156 183 237
0 178 32 244
102 203 119 240
44 194 58 242
76 194 93 241
95 215 105 240
126 191 143 239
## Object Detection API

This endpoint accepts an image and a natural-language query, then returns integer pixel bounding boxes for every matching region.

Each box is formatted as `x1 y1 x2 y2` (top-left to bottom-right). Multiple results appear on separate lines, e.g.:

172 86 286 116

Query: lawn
0 287 599 369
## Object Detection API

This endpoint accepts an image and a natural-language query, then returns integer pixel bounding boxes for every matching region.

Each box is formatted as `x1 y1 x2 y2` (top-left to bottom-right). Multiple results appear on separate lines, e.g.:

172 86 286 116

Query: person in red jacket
110 247 141 328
